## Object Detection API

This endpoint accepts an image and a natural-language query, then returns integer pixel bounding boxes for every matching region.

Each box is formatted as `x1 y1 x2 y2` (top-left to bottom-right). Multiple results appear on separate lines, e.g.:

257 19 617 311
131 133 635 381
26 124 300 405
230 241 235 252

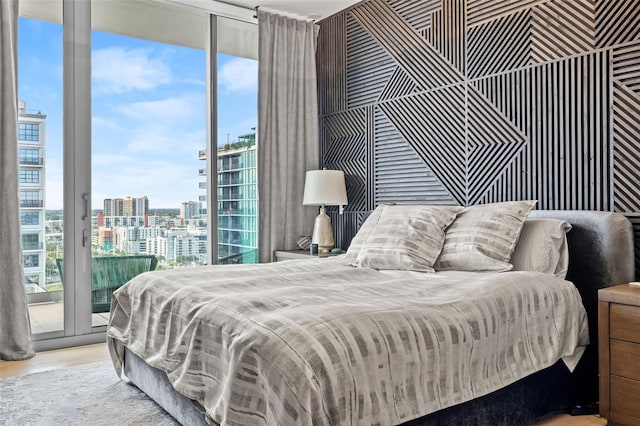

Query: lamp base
312 207 334 253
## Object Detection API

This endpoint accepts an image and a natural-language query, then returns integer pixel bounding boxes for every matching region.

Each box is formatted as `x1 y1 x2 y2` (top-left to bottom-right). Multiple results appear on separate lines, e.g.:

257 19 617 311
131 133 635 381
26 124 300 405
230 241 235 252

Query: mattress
107 258 589 426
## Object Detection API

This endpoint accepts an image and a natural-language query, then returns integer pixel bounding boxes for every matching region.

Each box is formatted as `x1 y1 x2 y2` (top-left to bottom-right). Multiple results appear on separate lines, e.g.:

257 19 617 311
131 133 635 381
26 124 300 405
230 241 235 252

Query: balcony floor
28 302 110 334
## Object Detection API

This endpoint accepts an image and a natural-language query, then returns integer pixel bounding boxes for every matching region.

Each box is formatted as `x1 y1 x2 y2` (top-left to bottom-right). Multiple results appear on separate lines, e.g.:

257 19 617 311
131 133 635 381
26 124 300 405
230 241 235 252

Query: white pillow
510 218 572 278
435 200 537 272
352 205 461 272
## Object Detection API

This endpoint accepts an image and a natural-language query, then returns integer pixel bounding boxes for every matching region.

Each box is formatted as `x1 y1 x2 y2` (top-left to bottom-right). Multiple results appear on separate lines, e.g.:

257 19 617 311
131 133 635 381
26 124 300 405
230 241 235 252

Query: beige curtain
257 11 319 262
0 0 35 360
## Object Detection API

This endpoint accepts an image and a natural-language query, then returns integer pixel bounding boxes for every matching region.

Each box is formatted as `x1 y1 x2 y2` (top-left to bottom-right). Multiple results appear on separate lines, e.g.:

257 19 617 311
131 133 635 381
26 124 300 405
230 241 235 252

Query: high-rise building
135 196 149 216
18 100 47 293
103 198 124 216
180 201 201 219
104 196 146 217
199 131 257 264
123 196 135 217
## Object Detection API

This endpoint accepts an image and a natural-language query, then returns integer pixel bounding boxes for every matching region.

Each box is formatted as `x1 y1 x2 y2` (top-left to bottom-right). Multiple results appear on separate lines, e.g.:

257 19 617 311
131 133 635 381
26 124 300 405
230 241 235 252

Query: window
21 212 40 226
19 148 41 165
19 190 42 208
22 233 40 251
23 254 40 268
19 123 40 141
19 170 40 183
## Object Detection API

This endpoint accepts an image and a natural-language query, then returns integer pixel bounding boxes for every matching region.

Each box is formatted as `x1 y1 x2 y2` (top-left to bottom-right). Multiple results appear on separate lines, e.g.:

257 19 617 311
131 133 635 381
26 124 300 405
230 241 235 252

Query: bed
107 209 635 425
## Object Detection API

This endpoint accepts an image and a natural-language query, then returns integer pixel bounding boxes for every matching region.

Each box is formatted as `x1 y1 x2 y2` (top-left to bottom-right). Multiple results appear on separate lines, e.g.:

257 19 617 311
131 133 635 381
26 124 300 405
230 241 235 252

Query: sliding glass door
17 0 257 349
18 12 65 337
90 19 207 328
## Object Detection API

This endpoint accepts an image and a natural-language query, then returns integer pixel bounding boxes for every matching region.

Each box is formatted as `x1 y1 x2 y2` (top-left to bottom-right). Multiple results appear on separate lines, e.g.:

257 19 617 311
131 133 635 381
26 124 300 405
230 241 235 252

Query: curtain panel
0 0 35 360
257 11 319 263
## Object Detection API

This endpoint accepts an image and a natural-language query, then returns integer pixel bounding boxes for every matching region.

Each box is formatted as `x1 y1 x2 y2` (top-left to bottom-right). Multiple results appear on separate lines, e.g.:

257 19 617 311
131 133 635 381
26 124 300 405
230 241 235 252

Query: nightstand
599 284 640 425
272 250 341 262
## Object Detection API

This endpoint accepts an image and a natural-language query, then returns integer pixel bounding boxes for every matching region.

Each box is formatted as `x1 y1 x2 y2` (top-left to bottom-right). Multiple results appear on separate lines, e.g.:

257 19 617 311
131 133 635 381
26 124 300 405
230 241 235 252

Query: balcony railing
199 195 207 202
199 168 207 176
20 200 43 208
19 157 44 165
199 182 207 189
198 149 206 160
23 242 44 251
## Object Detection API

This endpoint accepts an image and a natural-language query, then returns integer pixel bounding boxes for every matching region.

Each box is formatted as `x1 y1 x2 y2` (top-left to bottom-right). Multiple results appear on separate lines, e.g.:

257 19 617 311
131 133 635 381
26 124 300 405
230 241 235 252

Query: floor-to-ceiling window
17 0 257 350
18 9 65 337
216 53 257 264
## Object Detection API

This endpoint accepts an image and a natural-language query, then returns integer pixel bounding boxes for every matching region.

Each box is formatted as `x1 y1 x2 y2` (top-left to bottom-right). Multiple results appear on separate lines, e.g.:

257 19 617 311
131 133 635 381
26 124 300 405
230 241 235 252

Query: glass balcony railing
198 149 206 159
23 242 44 251
19 157 44 165
20 200 43 208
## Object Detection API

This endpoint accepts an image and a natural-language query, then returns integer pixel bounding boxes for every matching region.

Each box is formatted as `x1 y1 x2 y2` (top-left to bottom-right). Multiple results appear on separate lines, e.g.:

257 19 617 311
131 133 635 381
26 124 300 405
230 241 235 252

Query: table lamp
303 169 348 254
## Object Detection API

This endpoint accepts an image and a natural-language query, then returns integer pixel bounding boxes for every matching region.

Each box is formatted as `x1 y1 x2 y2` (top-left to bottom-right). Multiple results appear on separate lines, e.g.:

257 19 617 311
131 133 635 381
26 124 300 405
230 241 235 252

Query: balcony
23 242 44 251
199 182 207 189
199 195 207 202
198 149 207 160
199 168 207 176
19 157 44 166
20 200 43 208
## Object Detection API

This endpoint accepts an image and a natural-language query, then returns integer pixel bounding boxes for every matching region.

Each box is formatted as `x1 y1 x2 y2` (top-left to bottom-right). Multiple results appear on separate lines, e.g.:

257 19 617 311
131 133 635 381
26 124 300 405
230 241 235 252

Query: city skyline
18 17 257 210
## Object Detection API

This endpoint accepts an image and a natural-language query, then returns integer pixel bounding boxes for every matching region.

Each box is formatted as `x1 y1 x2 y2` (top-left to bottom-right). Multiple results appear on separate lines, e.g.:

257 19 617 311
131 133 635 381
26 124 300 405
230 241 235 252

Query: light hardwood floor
0 343 607 425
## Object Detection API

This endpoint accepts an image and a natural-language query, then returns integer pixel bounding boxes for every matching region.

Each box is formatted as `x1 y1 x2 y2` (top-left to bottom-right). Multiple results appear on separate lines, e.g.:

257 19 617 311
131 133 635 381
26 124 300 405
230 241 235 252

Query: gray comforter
107 258 588 425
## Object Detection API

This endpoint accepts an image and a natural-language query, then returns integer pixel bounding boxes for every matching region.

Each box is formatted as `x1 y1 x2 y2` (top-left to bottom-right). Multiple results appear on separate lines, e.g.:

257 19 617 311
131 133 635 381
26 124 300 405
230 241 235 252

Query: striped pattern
595 0 640 48
423 0 467 75
317 0 640 254
353 205 460 272
436 200 536 271
346 13 396 109
468 0 548 28
322 110 368 212
467 86 527 204
378 67 417 102
374 107 456 205
612 81 640 212
317 14 347 115
378 85 467 204
388 0 440 32
531 0 596 63
613 40 640 94
474 51 611 210
350 0 463 91
108 259 589 425
467 10 531 78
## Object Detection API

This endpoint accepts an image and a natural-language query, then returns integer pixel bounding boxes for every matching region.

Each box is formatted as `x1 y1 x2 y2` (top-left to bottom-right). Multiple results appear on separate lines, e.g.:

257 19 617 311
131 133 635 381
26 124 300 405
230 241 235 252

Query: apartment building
18 100 47 293
199 132 258 264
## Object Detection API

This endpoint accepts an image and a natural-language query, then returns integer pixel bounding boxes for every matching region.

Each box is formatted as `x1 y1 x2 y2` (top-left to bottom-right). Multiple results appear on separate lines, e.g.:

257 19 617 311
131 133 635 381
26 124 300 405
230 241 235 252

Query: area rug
0 361 178 426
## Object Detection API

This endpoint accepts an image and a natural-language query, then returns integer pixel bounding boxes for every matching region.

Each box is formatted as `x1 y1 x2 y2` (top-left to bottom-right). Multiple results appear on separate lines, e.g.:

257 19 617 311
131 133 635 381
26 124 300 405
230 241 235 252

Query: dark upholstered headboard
529 210 635 403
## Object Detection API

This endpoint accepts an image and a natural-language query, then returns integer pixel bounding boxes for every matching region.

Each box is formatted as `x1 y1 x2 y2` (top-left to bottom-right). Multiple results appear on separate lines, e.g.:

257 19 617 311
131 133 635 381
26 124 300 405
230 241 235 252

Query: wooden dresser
599 284 640 426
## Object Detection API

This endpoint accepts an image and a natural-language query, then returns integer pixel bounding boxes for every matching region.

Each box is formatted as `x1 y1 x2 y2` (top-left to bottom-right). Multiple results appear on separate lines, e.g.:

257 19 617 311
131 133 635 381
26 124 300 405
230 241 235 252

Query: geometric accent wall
317 0 640 270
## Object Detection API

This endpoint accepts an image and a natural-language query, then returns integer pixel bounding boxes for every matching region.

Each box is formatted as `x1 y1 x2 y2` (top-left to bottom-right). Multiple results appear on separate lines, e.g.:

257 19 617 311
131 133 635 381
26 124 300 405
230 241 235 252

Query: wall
317 0 640 272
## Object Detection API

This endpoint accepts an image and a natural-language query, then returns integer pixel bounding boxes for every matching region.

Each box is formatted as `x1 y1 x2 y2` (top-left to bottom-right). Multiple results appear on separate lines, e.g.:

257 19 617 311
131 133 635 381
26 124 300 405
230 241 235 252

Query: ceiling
221 0 362 20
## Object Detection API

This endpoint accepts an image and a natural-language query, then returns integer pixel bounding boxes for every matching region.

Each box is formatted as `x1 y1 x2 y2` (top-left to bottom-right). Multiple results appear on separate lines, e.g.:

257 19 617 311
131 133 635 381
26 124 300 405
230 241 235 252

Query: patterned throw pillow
352 205 461 272
435 200 537 272
343 205 385 262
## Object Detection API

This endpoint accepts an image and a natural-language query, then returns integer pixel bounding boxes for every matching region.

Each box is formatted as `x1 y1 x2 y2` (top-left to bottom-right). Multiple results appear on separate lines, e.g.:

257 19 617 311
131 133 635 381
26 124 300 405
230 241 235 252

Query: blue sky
18 17 257 210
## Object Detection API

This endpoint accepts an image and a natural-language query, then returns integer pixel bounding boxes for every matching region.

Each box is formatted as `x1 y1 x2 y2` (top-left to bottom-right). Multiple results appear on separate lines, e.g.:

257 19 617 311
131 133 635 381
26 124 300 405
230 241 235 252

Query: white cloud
218 58 257 93
117 97 195 121
93 47 171 95
92 116 125 131
92 159 201 209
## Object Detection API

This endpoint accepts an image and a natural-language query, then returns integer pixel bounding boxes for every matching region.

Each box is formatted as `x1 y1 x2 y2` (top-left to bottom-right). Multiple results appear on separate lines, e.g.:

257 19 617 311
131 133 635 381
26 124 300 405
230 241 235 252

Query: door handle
82 193 89 221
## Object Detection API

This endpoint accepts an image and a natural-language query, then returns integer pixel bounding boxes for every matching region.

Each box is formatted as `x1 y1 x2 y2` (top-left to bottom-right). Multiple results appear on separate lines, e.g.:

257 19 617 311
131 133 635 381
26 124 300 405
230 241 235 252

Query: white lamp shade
303 170 348 206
